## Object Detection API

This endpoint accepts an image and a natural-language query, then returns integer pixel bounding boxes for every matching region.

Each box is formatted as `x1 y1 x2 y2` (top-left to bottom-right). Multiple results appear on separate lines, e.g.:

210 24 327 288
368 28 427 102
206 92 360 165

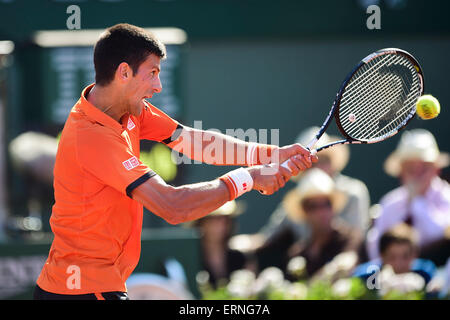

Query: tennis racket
281 47 425 172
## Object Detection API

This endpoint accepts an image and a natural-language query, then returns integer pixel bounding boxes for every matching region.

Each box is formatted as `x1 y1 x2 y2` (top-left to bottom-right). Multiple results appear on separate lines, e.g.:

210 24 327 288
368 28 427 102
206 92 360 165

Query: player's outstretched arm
130 164 292 225
167 125 317 172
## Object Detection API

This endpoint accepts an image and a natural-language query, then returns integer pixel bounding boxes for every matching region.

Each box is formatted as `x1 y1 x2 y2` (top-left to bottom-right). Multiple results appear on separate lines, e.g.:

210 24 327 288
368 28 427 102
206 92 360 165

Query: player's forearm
169 126 276 166
170 180 231 223
133 163 293 224
132 175 230 225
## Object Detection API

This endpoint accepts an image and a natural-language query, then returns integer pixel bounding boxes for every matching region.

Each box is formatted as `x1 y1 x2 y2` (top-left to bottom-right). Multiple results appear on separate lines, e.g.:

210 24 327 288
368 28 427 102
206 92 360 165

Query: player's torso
50 107 143 261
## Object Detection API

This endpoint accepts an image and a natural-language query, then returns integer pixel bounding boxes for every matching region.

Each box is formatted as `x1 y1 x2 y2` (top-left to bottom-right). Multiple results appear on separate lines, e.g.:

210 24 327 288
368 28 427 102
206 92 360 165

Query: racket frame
308 48 425 153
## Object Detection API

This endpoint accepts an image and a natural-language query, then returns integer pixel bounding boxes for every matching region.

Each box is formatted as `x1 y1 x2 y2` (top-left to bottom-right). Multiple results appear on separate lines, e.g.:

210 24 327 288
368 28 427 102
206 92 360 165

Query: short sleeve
77 128 155 197
139 102 183 143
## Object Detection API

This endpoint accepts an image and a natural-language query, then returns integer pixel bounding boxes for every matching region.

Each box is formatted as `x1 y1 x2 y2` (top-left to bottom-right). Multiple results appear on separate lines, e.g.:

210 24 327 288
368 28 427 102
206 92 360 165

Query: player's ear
116 62 132 83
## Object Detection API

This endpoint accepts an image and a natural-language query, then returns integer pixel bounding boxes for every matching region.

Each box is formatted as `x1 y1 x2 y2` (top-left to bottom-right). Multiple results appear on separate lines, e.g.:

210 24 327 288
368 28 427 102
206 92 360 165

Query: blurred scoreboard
41 44 184 126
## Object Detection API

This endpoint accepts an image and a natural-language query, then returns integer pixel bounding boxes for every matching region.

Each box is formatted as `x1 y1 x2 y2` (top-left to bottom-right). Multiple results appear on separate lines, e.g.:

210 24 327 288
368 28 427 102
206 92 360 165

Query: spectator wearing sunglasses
253 127 369 271
281 168 363 278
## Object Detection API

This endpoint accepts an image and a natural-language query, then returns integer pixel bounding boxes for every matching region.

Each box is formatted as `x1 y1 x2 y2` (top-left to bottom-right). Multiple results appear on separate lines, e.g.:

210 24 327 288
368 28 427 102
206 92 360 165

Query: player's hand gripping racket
281 48 425 174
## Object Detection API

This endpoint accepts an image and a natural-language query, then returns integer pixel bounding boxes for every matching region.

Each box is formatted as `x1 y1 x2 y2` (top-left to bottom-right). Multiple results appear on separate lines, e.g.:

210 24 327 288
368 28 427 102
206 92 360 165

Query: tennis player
34 23 317 300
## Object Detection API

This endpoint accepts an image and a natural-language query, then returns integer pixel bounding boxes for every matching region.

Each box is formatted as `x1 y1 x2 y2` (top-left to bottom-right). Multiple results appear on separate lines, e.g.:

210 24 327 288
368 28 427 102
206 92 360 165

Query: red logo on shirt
127 118 136 131
122 156 139 171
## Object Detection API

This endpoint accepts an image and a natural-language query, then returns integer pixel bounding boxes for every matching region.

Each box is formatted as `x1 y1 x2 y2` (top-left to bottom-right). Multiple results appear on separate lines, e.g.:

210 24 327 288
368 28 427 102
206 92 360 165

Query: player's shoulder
140 100 156 117
142 100 161 113
136 101 154 124
73 117 122 149
140 100 175 123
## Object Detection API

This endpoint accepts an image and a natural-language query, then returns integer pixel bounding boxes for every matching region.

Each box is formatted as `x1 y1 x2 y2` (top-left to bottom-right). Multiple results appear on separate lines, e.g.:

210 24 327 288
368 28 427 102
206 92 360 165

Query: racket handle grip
281 159 292 171
280 149 317 172
259 149 317 194
259 161 291 194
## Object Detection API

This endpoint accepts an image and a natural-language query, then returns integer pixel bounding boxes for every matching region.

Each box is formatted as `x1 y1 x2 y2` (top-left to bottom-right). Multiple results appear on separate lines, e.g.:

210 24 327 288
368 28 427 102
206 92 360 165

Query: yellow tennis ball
416 94 440 120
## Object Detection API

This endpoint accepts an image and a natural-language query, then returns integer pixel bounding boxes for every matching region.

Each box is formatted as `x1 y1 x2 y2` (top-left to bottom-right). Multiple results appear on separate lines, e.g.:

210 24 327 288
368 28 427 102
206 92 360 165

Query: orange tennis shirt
37 84 180 294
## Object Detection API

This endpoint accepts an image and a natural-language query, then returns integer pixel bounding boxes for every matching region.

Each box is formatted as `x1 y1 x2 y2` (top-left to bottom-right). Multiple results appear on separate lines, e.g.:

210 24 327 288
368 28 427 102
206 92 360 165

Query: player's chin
130 100 145 117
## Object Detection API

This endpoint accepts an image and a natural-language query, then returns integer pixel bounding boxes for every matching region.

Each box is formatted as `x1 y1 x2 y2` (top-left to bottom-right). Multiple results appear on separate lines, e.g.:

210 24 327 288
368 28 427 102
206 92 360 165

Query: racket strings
365 58 417 136
343 54 418 128
349 69 415 137
337 53 421 141
340 55 400 122
345 67 408 123
340 59 405 136
344 54 394 95
362 74 419 139
341 55 410 117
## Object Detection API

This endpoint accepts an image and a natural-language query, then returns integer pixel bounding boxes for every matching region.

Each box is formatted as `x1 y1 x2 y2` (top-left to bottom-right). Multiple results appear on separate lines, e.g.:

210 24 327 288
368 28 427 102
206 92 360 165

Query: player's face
126 54 163 117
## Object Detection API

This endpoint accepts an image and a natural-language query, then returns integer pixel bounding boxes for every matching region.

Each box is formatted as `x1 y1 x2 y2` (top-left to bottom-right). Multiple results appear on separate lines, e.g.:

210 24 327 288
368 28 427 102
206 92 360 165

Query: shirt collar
77 83 125 134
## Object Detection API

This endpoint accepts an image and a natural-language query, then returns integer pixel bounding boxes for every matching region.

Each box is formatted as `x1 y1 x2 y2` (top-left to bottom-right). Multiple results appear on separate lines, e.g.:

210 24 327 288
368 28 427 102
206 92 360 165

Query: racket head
333 48 425 144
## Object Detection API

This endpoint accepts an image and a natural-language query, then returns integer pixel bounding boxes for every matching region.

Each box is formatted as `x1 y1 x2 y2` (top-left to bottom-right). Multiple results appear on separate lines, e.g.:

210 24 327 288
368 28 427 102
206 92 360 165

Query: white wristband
227 167 254 198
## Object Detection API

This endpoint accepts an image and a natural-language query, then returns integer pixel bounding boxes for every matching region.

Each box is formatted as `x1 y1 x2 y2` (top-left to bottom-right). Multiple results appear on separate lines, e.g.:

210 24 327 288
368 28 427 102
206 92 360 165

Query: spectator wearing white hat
366 129 450 265
255 127 370 270
281 168 363 278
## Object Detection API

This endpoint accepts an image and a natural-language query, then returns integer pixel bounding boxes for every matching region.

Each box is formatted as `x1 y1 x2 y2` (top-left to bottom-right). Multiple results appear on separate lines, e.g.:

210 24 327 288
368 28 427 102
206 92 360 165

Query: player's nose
153 77 162 93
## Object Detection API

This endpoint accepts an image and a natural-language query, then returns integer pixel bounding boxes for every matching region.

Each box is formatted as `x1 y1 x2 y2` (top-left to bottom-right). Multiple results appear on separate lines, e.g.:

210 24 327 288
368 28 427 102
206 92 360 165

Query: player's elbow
159 204 185 225
164 216 184 225
151 189 192 225
132 179 189 225
158 186 210 225
132 179 204 225
147 201 185 225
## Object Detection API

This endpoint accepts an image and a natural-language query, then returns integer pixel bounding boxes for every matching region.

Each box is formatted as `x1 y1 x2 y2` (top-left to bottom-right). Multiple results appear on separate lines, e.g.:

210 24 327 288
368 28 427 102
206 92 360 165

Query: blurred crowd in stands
192 128 450 299
5 127 450 299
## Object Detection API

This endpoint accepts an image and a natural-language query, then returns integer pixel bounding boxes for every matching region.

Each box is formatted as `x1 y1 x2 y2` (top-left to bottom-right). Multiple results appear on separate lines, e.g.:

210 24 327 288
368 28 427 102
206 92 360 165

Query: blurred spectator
9 131 57 185
354 223 436 285
280 168 363 279
187 200 250 288
263 127 371 237
367 129 450 266
255 127 370 269
7 131 58 235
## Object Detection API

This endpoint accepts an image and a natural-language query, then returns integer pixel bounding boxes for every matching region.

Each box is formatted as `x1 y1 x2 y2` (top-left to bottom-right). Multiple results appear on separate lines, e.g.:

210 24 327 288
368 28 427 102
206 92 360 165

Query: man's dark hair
93 23 166 85
379 223 418 255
